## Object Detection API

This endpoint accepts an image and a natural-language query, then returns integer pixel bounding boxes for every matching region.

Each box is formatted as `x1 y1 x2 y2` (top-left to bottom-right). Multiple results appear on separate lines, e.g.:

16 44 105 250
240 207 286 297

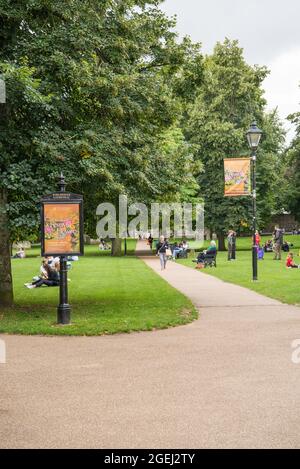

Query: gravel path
1 241 300 448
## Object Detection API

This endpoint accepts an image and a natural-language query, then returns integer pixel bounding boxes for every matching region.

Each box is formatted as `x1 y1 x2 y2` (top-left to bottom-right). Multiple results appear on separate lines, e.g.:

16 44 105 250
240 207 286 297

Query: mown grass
0 244 197 335
178 246 300 305
166 234 300 252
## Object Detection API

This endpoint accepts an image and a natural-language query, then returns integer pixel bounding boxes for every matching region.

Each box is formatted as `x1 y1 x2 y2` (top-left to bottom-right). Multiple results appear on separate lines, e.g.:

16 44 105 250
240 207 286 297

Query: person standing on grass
156 235 169 270
227 230 233 261
255 230 261 247
273 225 283 260
231 230 237 260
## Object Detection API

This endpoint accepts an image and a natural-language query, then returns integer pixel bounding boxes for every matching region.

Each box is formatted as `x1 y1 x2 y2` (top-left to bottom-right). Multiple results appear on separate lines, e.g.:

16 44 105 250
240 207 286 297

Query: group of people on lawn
254 226 299 268
154 225 299 271
23 255 79 289
155 235 216 270
24 257 60 289
18 226 299 283
155 236 190 270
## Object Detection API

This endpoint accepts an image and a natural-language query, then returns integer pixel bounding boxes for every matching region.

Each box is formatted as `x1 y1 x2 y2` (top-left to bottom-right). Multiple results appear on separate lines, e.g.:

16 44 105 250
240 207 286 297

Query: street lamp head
58 172 66 192
246 121 263 150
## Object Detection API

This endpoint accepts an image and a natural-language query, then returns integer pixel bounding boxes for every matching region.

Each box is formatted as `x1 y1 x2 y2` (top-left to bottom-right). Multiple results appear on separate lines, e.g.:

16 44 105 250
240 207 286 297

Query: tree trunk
0 189 13 306
111 237 122 256
217 232 226 252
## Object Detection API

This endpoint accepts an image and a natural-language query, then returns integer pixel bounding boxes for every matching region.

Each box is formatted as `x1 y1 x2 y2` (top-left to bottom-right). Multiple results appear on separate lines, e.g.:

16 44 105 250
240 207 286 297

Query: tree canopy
184 39 285 247
283 109 300 222
0 3 294 305
0 0 202 304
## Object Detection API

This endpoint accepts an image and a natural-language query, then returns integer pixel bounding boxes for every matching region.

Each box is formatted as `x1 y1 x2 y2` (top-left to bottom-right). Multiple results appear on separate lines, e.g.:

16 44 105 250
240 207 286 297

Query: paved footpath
1 241 300 448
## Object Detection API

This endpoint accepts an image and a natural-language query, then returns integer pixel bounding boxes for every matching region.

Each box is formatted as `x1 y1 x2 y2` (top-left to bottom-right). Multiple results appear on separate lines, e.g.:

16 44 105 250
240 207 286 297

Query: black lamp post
246 121 263 281
41 173 83 325
57 173 71 325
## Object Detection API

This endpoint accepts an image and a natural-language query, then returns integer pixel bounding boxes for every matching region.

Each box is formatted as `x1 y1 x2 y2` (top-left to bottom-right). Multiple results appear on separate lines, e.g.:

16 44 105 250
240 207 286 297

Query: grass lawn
0 245 197 335
223 234 300 251
178 248 300 306
166 234 300 252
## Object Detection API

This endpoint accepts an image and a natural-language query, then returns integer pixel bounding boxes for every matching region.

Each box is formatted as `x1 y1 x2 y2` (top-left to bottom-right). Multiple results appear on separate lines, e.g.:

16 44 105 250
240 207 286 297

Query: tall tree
0 0 202 304
283 109 300 221
185 39 284 249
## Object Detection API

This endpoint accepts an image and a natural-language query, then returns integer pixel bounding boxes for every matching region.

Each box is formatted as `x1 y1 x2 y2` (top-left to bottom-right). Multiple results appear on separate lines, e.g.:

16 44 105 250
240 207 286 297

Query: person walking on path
156 235 169 270
273 225 283 260
148 235 153 250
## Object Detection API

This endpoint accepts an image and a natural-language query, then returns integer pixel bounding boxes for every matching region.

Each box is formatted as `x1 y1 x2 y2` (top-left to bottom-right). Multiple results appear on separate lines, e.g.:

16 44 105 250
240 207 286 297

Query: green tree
185 39 284 249
0 63 53 305
0 0 202 304
284 109 300 221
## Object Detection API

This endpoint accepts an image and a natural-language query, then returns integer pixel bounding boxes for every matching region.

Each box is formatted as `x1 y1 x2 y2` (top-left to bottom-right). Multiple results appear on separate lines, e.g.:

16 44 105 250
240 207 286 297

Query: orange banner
44 203 80 254
224 158 251 197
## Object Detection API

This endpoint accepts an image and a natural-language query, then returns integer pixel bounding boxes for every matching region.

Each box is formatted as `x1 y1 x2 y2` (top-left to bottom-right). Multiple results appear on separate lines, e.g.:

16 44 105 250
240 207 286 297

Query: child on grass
286 252 300 269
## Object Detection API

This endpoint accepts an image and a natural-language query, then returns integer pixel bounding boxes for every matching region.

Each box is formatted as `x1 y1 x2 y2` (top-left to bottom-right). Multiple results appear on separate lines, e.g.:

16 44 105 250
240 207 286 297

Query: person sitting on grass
47 256 60 268
25 258 48 287
25 261 60 288
12 247 26 259
282 240 294 252
286 252 300 269
264 240 273 252
99 239 107 250
195 240 217 264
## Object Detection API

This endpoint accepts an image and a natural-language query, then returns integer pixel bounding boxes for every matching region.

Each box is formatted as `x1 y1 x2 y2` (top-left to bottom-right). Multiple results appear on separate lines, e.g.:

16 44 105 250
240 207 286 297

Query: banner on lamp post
224 157 251 197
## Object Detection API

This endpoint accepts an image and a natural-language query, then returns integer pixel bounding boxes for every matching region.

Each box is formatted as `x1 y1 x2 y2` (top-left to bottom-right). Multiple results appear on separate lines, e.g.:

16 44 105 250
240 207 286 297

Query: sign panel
224 158 251 197
41 193 84 256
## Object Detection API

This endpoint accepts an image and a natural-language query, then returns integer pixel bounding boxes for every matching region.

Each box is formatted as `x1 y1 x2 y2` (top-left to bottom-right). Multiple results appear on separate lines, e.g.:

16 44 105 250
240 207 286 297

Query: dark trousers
231 245 236 259
33 279 58 287
274 243 281 260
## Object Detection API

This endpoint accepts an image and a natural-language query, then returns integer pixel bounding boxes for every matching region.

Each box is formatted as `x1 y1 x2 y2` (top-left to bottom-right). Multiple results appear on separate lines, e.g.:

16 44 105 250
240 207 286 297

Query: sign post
40 174 84 324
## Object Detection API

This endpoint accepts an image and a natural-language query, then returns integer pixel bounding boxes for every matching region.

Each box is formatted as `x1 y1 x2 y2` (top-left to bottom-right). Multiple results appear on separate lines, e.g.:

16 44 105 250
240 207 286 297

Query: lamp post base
252 246 258 281
57 304 71 325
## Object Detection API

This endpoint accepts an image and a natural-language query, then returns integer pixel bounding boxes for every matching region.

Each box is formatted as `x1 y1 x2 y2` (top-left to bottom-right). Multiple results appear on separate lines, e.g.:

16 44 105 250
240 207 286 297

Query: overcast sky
162 0 300 143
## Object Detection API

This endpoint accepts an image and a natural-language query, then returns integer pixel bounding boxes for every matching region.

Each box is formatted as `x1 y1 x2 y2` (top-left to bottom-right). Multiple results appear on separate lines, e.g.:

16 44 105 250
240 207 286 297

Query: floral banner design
224 158 251 197
44 203 81 254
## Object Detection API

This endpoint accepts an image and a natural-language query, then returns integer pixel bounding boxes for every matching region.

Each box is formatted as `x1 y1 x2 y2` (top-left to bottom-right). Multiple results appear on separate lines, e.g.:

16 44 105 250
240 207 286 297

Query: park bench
193 251 217 268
